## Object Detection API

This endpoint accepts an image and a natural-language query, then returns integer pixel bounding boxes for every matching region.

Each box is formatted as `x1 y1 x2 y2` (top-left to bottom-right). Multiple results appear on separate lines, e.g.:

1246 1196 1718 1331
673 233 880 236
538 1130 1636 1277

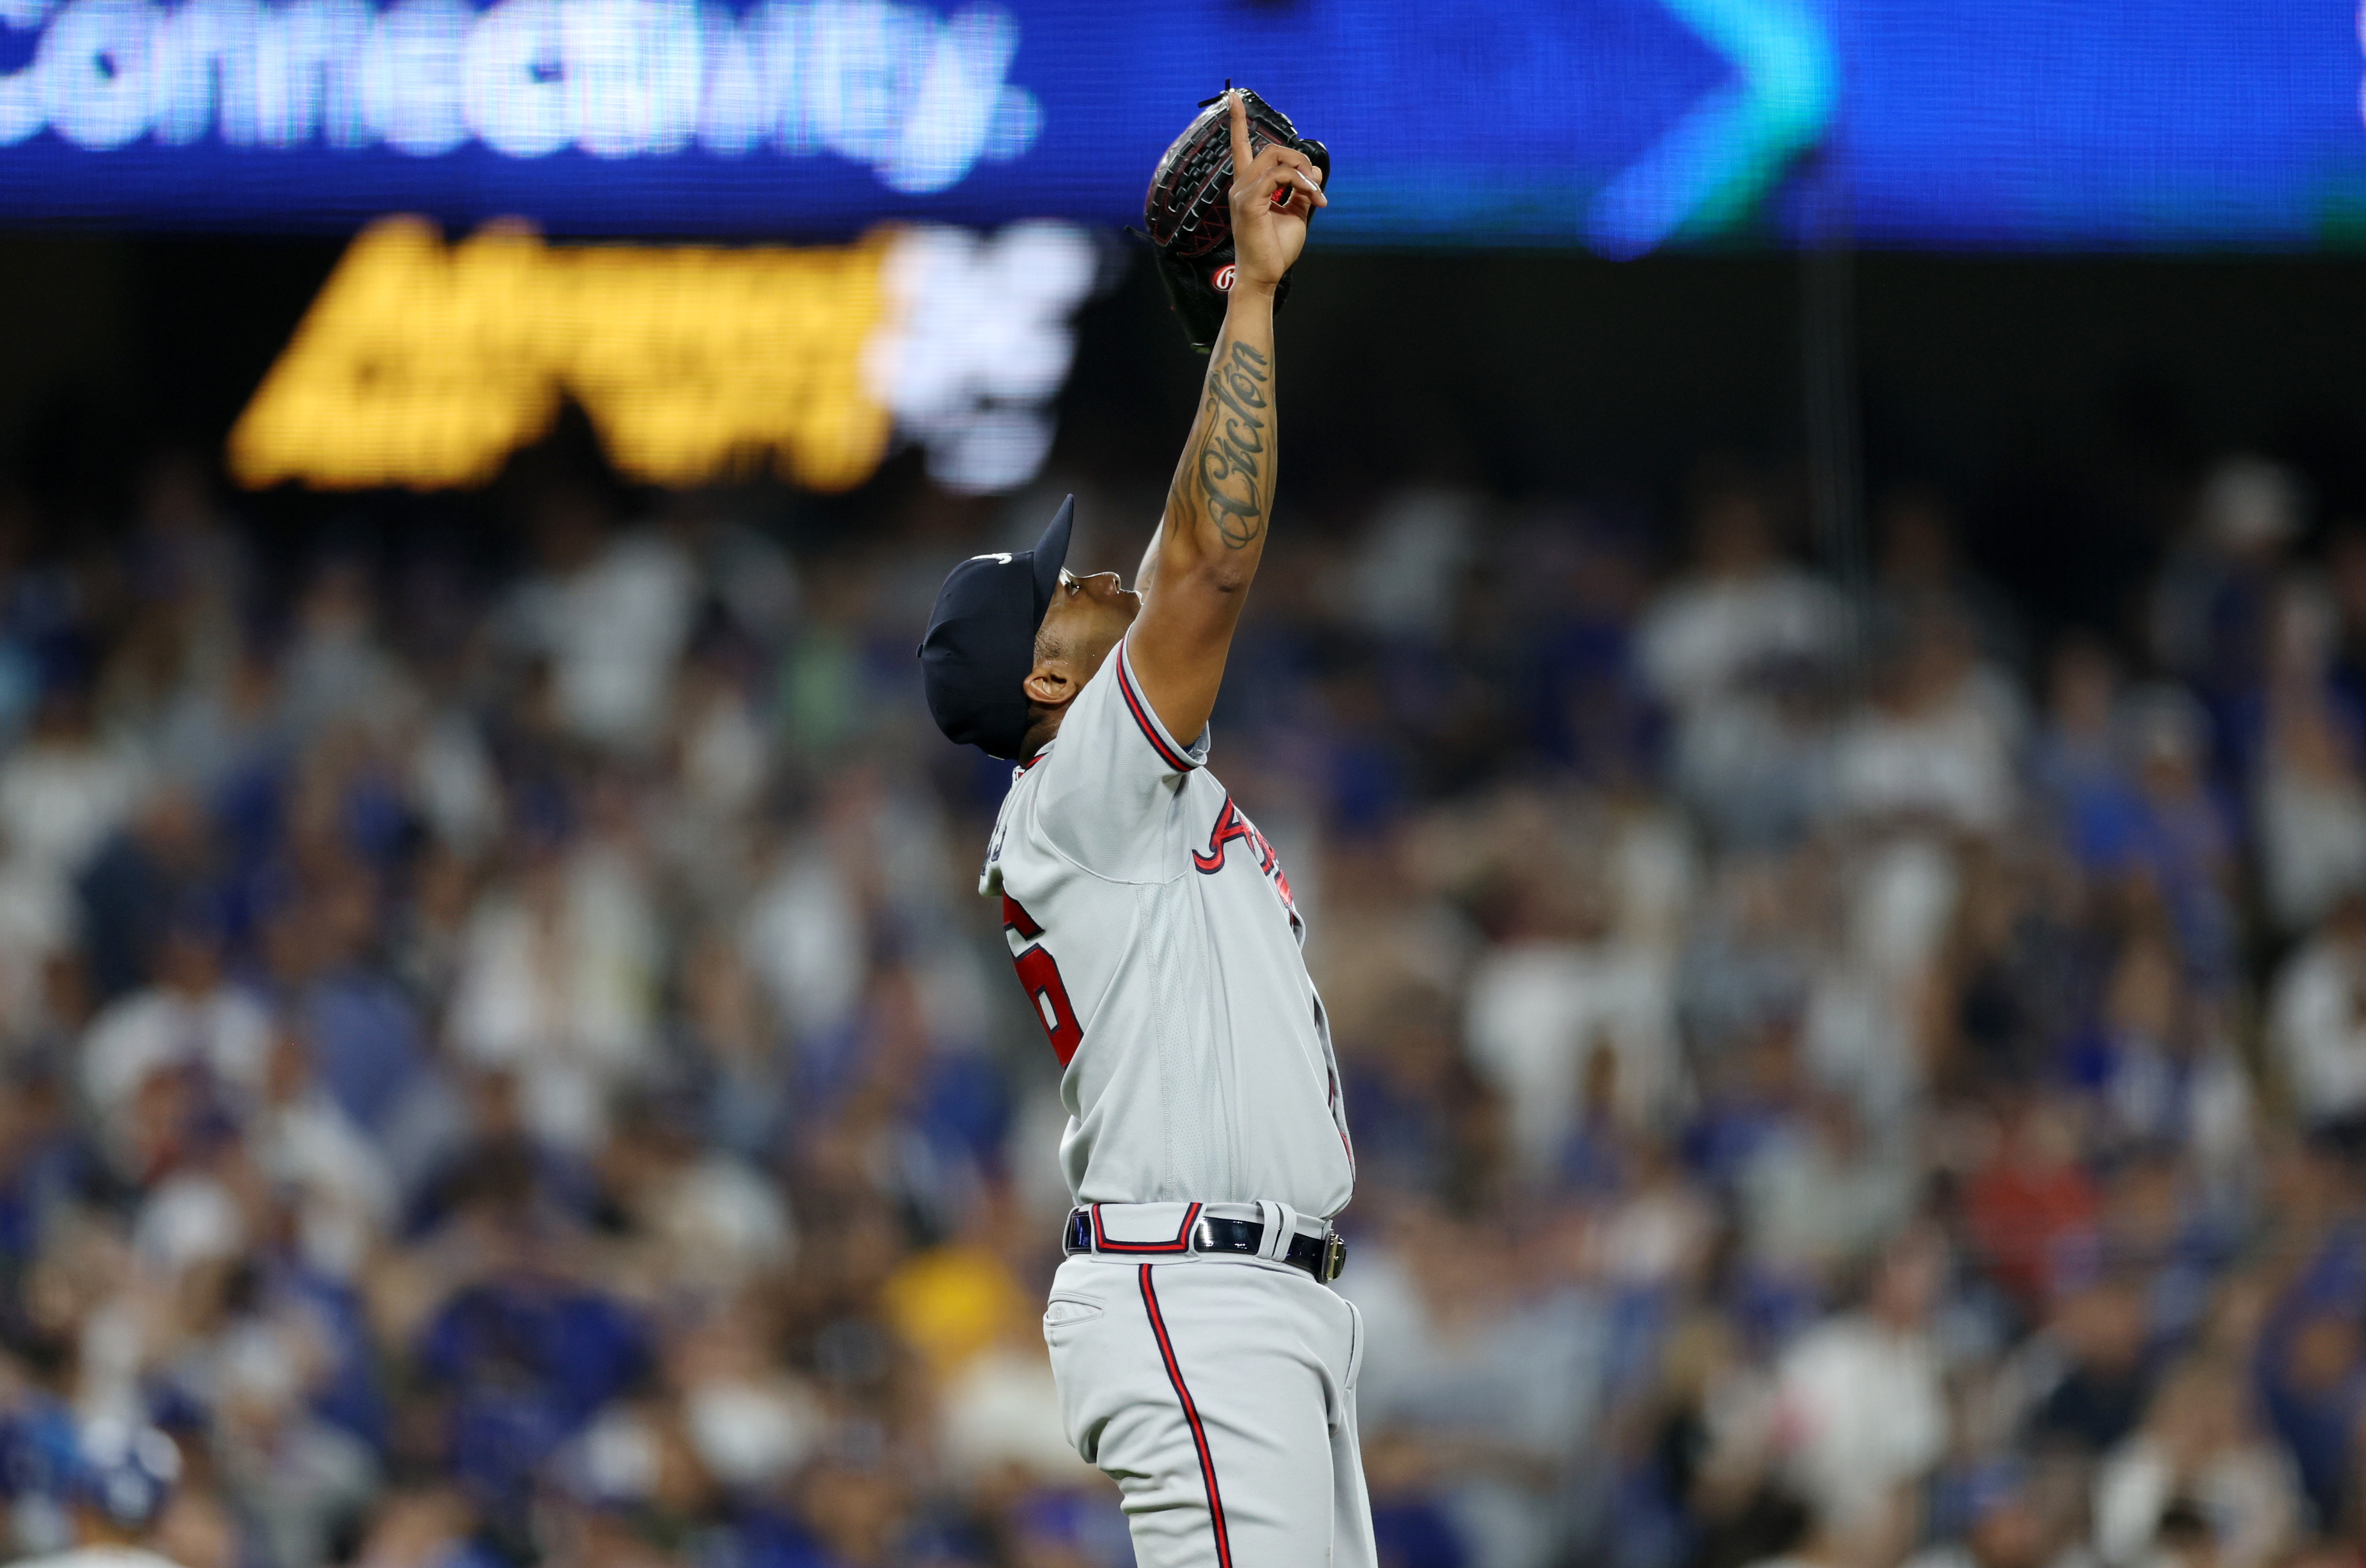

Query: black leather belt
1064 1206 1346 1283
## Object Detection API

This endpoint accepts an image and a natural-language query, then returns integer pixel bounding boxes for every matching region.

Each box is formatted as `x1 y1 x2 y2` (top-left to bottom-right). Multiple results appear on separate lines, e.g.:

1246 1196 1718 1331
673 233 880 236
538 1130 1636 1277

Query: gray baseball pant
1043 1245 1376 1568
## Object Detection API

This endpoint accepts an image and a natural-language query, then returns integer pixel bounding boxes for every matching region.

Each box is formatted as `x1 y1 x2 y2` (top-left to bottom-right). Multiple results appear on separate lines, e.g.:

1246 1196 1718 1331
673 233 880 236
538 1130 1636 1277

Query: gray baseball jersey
982 636 1355 1217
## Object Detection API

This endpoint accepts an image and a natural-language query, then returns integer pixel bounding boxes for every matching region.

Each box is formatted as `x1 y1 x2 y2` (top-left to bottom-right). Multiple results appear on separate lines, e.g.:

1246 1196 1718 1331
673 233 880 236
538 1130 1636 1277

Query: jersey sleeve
1030 634 1209 880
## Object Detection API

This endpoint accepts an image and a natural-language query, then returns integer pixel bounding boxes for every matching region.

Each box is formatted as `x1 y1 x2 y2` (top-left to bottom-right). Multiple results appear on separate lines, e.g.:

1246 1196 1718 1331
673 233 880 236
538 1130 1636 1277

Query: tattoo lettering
1191 341 1270 549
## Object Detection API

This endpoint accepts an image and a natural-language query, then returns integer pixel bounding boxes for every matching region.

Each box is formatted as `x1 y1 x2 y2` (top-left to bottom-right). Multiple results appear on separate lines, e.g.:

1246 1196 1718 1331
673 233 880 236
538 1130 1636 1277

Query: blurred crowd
1 436 2365 1568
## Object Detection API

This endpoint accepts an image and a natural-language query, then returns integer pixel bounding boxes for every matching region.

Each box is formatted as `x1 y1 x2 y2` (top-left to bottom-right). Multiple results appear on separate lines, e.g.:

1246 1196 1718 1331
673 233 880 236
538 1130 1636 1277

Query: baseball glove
1143 87 1330 353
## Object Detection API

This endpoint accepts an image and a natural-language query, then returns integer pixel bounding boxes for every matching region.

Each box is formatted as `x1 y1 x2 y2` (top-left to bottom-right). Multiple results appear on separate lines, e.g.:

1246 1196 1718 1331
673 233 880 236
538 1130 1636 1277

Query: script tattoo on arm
1127 305 1276 746
1180 341 1271 550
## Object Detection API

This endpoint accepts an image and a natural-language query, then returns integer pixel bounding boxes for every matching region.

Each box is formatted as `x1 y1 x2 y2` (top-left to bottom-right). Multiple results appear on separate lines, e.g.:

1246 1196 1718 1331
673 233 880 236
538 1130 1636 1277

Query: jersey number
1012 945 1083 1067
1002 894 1082 1066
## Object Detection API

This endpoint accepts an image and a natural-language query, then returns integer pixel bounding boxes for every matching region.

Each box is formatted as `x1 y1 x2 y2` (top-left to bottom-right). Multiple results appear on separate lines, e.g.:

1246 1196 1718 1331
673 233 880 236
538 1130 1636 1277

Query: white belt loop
1254 1201 1299 1260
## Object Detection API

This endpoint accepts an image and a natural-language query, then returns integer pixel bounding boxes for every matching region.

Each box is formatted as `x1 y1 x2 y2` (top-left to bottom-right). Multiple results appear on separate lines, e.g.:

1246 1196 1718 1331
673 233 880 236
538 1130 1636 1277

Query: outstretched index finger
1227 89 1254 189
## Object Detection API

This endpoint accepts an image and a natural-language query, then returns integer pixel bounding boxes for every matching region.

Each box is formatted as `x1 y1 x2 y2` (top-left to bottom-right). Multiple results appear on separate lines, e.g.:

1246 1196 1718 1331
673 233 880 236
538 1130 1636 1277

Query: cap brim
1029 495 1075 621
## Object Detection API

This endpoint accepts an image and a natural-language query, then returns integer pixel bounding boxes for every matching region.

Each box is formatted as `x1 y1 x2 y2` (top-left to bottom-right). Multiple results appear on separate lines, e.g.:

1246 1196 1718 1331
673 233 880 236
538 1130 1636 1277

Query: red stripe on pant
1138 1265 1232 1568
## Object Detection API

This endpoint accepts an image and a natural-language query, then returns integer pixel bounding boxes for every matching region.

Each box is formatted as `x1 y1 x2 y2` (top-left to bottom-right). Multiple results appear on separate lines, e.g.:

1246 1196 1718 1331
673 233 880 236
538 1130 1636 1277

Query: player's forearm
1154 282 1277 596
1123 91 1312 744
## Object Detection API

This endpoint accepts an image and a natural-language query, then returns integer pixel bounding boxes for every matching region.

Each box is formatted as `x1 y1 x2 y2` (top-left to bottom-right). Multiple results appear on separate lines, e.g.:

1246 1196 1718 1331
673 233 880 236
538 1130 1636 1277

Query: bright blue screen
0 0 2353 251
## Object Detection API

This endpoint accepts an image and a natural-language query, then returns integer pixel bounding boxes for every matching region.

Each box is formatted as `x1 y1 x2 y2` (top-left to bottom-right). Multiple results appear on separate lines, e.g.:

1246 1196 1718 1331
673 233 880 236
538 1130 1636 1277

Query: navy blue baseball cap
918 496 1075 759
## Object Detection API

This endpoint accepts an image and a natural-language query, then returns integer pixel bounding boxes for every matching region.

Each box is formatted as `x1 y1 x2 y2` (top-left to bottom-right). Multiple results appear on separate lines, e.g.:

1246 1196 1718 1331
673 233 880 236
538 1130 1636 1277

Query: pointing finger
1227 89 1254 189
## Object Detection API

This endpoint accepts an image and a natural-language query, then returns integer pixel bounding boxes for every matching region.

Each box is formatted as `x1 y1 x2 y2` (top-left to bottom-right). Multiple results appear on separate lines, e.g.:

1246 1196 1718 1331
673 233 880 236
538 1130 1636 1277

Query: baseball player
917 89 1369 1568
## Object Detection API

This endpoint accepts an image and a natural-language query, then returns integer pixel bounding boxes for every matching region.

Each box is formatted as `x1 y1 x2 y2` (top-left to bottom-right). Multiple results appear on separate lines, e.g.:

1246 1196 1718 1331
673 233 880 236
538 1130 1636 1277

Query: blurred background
0 4 2363 1568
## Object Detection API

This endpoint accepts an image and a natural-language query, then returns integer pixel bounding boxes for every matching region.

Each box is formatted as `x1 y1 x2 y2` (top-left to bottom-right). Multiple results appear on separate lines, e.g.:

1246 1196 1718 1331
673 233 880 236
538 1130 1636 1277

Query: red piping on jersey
1329 1068 1356 1173
1090 1201 1203 1254
1116 645 1199 773
1140 1265 1233 1568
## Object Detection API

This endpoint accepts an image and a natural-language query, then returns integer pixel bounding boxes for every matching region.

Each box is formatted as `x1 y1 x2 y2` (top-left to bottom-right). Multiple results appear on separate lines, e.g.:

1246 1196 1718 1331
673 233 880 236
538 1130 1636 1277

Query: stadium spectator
0 437 2351 1568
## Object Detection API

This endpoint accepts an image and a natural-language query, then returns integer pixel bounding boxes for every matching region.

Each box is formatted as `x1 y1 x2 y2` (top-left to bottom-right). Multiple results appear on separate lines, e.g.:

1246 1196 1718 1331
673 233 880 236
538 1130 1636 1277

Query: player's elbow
1192 556 1255 599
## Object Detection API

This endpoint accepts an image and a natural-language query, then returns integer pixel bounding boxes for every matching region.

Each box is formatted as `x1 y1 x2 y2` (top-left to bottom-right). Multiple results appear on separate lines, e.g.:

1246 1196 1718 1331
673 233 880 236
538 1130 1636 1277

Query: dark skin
1020 90 1325 756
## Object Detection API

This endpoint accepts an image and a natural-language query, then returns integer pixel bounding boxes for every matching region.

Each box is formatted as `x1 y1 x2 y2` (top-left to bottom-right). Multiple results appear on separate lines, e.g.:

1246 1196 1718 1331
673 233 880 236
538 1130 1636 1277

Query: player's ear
1023 661 1076 709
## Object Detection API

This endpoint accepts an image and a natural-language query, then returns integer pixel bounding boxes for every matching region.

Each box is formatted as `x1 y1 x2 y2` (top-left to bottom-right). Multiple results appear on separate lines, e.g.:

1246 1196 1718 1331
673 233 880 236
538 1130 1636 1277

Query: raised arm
1126 89 1326 745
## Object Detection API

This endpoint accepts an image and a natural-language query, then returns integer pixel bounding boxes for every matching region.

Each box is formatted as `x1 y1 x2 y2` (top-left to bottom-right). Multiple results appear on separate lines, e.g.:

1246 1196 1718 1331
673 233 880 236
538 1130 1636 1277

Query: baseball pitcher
918 88 1370 1568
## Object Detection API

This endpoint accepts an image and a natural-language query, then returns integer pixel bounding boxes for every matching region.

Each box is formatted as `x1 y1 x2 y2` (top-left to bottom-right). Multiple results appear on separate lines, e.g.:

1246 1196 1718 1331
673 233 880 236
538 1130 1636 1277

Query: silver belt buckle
1322 1230 1346 1282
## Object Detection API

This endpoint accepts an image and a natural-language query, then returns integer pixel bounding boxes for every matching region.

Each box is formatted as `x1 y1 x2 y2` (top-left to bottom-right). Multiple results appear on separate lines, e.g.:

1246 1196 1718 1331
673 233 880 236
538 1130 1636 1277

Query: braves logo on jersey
1193 795 1298 928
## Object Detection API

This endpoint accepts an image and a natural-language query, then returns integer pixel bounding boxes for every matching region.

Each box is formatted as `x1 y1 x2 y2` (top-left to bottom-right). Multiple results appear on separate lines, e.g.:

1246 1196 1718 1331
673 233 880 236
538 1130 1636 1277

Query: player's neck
1020 708 1068 761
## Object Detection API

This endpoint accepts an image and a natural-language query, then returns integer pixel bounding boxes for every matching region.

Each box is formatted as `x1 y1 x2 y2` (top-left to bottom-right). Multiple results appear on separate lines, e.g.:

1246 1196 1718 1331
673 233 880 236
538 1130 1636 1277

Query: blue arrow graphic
1586 0 1837 258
